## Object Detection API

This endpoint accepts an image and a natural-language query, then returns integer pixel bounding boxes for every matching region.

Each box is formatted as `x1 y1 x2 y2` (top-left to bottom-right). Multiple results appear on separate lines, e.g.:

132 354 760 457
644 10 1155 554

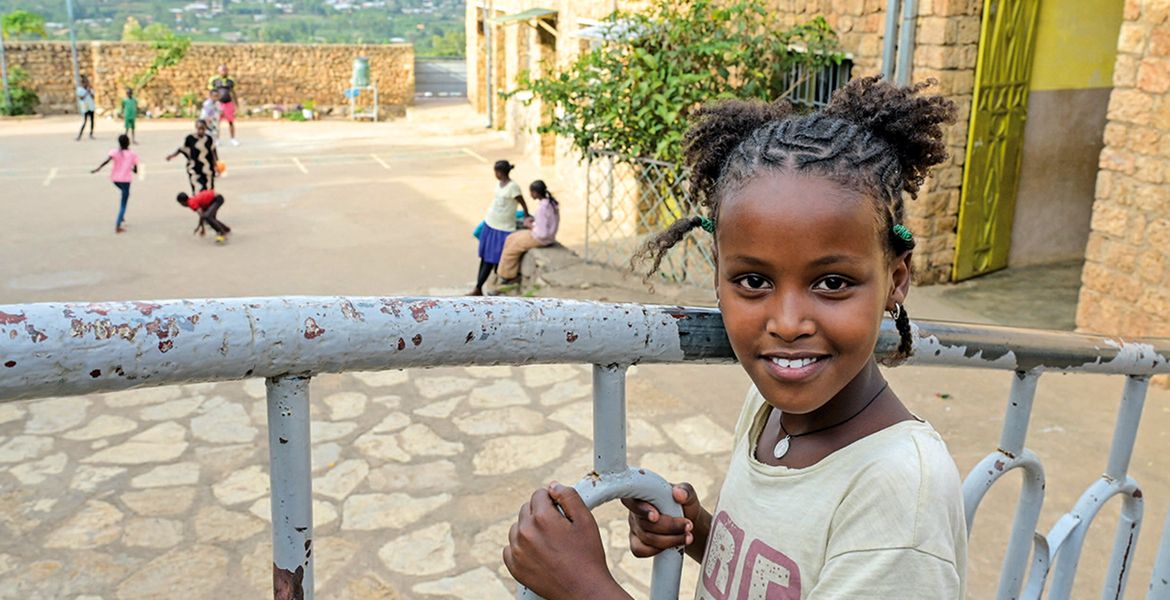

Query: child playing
90 134 139 234
76 75 96 141
122 88 139 145
177 188 231 244
200 90 222 143
503 76 967 598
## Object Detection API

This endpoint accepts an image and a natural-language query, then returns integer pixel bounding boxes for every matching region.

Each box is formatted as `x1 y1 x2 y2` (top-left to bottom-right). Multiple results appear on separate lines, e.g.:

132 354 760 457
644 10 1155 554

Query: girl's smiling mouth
761 353 831 381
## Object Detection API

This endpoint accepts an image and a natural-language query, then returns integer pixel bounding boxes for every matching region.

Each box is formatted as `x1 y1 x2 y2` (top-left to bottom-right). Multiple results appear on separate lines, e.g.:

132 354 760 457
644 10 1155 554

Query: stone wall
3 41 414 117
1077 0 1170 337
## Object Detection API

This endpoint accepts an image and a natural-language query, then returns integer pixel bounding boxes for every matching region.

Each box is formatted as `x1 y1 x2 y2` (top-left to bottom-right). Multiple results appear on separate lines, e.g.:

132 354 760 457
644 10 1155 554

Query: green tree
508 0 843 164
121 18 191 91
0 66 40 115
2 9 47 39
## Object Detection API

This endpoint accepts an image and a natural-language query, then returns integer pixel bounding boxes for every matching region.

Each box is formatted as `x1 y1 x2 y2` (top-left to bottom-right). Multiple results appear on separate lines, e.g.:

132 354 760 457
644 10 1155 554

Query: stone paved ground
0 364 727 599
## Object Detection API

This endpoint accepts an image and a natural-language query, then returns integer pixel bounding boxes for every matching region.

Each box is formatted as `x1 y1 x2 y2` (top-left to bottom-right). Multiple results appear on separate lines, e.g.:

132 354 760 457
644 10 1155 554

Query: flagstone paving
0 364 720 598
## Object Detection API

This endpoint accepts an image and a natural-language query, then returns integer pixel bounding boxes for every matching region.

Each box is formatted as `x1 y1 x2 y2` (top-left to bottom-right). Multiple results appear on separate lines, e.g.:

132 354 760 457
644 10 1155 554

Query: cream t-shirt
485 180 523 231
695 387 967 599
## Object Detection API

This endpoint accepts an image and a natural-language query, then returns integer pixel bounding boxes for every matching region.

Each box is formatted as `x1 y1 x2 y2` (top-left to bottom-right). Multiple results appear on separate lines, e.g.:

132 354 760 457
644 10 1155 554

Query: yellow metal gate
953 0 1042 281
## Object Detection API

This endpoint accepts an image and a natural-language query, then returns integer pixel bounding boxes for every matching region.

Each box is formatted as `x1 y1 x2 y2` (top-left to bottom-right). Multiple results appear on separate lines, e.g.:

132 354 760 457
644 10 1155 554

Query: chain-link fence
584 150 714 285
582 59 852 286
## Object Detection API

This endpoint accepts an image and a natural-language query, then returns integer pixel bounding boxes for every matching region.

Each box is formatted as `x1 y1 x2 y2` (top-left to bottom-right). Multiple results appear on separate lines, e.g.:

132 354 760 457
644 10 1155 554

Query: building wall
1009 0 1123 267
4 41 414 116
464 0 981 283
1077 0 1170 337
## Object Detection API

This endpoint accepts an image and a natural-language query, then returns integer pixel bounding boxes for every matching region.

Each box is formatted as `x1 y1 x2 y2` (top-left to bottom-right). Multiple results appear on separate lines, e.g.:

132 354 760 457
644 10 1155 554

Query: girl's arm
515 195 530 219
505 483 634 600
91 157 112 173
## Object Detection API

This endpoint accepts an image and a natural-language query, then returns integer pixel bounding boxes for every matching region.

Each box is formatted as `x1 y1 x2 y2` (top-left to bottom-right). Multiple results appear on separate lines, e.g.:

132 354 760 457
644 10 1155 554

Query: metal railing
2 296 1170 599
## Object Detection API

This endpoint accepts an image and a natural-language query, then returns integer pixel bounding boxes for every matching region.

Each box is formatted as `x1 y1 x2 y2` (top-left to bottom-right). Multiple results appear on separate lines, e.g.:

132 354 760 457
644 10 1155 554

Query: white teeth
771 357 819 369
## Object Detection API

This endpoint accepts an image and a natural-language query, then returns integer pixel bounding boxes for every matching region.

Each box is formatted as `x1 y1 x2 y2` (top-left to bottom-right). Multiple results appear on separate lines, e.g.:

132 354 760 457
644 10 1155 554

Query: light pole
65 0 80 106
1 31 11 110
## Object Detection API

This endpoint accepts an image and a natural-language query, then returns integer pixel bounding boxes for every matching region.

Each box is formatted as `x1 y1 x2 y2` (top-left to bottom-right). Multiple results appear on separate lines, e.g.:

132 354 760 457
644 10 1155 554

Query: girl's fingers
620 497 660 521
628 528 689 555
629 511 691 536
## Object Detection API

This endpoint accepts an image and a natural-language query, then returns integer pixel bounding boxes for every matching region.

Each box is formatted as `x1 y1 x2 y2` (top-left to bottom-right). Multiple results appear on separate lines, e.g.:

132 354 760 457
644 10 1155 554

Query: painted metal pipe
4 297 1170 403
1046 477 1144 599
267 375 315 600
881 0 901 80
1149 504 1170 599
1105 376 1149 481
518 467 684 600
593 364 629 474
894 0 919 86
962 449 1045 600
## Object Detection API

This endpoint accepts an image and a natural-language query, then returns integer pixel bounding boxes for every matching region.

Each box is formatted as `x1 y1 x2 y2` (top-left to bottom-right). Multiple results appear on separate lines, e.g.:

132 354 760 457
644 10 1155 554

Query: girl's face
494 169 508 181
715 172 909 416
195 121 207 137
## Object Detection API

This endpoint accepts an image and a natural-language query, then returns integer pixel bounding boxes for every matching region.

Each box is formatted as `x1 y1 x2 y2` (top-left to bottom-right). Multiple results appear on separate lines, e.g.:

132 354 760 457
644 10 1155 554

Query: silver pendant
773 436 791 459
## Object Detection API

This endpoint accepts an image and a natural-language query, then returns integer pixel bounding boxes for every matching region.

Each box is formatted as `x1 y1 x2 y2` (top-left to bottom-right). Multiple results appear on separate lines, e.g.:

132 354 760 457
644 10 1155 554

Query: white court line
371 154 391 170
291 157 308 174
42 167 58 187
138 163 146 181
461 148 489 164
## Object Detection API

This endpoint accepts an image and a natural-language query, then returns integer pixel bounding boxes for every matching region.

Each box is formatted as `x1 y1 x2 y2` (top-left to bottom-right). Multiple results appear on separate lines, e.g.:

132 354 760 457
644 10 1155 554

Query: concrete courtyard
1 104 1169 599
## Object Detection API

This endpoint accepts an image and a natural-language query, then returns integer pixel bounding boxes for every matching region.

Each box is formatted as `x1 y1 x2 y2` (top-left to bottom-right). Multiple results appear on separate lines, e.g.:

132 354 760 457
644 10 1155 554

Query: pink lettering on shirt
700 511 802 599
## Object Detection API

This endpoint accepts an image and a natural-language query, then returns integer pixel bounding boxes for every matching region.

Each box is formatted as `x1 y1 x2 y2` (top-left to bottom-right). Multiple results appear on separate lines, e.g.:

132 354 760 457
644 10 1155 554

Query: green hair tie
892 224 913 242
698 216 716 234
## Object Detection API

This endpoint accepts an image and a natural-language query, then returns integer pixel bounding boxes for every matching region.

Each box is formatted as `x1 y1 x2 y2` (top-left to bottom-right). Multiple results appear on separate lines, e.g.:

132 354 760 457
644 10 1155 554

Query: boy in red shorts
177 189 232 244
208 64 238 145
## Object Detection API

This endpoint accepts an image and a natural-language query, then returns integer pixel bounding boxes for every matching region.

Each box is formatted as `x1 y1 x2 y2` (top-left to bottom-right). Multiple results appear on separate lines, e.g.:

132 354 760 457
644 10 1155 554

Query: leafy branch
506 0 843 164
122 18 191 92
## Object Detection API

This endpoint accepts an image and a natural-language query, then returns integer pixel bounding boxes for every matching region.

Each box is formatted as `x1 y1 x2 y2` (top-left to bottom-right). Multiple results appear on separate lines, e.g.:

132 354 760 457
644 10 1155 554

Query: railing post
593 363 628 474
960 371 1046 600
266 375 315 600
1047 375 1149 600
1150 503 1170 599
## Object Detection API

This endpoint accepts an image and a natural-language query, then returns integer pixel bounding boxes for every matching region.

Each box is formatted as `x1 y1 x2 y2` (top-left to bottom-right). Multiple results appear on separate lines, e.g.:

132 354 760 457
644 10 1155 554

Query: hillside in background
0 0 465 56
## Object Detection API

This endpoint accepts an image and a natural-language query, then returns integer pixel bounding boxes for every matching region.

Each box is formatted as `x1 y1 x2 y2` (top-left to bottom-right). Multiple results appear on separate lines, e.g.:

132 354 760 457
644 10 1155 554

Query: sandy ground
1 104 1167 599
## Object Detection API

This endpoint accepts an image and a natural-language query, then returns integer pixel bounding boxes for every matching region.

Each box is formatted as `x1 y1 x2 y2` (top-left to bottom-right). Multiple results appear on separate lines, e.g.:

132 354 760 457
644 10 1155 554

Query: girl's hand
622 483 708 559
504 482 628 600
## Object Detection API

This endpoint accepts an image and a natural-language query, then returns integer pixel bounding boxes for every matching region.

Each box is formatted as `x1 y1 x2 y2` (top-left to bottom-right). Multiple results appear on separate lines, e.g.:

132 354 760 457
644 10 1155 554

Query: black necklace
773 382 890 459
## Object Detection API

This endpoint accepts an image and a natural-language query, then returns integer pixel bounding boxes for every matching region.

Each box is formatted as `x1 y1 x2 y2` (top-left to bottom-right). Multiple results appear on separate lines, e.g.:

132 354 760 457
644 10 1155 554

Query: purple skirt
478 224 511 264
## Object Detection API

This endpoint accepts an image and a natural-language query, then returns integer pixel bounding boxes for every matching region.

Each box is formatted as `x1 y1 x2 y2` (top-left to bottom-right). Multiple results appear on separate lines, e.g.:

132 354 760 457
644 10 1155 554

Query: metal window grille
2 296 1169 600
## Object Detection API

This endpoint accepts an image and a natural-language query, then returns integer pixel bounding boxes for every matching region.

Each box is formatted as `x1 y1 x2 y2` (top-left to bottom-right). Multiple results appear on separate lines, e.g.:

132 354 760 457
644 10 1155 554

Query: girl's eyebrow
809 254 861 267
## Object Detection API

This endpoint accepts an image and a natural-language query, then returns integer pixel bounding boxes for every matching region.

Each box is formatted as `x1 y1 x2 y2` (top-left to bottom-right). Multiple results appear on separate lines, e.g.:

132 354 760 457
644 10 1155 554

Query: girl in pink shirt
91 134 140 234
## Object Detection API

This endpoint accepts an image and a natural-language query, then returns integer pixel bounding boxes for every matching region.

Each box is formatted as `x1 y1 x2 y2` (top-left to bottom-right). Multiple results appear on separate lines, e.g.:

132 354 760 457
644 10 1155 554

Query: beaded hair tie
698 216 716 233
892 224 913 242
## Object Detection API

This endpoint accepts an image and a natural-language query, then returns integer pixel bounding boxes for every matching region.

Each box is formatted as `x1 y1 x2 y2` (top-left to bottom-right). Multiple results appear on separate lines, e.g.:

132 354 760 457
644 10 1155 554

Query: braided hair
634 76 956 363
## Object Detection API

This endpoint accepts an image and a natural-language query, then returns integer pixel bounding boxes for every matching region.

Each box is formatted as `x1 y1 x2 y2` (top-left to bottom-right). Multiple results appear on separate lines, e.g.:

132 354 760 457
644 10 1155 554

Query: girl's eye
735 275 772 291
813 276 852 292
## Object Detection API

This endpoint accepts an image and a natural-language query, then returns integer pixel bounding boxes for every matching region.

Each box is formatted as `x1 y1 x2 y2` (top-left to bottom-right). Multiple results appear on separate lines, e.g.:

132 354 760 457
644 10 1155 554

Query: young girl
90 134 139 234
470 159 529 296
503 77 967 598
498 179 560 284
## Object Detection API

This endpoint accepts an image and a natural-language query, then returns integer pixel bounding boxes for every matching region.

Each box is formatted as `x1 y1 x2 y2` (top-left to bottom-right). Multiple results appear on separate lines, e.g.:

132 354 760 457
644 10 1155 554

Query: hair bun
822 76 956 198
683 99 794 206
